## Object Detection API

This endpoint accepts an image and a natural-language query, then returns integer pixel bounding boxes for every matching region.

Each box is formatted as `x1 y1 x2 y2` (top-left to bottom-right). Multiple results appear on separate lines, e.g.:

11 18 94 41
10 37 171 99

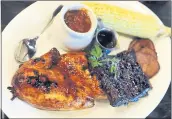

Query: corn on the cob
82 2 171 39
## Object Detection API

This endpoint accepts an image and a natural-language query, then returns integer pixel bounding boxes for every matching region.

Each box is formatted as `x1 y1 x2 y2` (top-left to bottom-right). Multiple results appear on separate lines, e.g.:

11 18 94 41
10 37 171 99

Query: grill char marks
128 39 160 78
50 48 60 65
89 50 151 106
7 86 17 100
47 48 60 69
19 64 23 68
26 72 57 93
9 48 104 110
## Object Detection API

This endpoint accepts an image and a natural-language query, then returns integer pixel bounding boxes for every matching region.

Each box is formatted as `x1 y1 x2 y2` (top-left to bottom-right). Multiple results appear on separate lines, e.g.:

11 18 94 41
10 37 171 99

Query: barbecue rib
89 50 151 107
9 48 105 110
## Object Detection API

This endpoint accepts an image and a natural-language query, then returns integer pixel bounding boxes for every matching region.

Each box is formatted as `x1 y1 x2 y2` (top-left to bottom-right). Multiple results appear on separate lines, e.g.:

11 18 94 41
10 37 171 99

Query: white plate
2 1 171 118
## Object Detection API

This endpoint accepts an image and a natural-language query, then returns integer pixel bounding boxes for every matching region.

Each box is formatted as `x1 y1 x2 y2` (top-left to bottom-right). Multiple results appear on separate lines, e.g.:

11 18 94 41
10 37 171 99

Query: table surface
1 1 171 118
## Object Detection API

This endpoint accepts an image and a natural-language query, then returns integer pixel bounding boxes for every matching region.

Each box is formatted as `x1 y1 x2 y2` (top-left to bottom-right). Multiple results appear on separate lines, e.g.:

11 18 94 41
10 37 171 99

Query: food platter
2 1 171 118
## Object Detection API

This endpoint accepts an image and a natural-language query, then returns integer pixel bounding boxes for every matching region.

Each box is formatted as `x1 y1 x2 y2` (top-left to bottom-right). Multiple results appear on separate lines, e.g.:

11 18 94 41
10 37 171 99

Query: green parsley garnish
88 57 102 68
88 44 103 68
110 65 116 73
88 44 117 75
90 44 103 59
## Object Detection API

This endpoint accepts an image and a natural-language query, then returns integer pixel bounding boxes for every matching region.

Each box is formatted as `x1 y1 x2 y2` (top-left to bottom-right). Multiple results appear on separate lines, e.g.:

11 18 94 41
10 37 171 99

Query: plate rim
2 1 171 118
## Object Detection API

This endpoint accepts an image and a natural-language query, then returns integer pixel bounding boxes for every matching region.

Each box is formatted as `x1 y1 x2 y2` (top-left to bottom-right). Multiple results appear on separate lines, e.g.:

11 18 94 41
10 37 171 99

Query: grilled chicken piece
128 39 160 78
9 48 104 110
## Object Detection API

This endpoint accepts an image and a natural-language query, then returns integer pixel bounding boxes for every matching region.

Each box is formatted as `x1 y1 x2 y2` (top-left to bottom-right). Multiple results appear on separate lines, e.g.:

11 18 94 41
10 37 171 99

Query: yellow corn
82 2 171 39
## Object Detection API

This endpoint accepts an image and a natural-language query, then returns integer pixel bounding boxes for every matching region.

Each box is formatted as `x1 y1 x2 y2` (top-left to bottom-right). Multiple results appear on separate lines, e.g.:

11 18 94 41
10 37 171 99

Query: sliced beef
128 39 160 78
136 52 160 78
139 47 157 59
128 39 155 52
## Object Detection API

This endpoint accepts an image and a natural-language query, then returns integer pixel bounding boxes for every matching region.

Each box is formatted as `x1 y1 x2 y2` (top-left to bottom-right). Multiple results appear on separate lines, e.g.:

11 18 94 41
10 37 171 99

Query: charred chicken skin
9 48 105 110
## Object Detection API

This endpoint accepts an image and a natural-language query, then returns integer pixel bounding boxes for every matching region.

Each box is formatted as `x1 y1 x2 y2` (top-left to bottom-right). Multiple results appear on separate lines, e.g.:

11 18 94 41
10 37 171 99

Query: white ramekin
59 3 98 51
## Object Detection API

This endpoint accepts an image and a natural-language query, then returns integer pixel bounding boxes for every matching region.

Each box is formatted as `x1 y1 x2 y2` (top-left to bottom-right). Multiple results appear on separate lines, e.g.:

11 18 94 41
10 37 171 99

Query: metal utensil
14 5 63 63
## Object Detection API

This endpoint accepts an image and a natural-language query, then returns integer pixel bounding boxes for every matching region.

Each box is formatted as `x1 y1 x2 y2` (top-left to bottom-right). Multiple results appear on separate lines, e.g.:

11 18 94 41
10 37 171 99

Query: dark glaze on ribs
9 48 104 110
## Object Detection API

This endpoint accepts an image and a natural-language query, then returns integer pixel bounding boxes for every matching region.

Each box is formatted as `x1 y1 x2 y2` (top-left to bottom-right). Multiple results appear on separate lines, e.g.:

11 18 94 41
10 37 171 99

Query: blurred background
1 1 171 118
